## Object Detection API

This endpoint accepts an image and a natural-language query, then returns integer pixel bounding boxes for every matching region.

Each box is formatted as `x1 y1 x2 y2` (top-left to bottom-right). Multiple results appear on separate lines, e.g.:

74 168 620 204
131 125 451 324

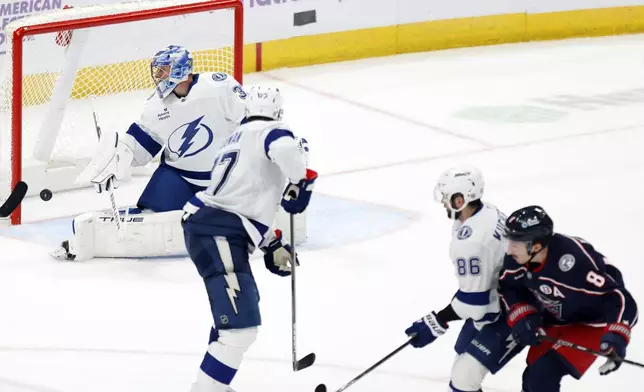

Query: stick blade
0 181 28 217
314 384 327 392
295 352 316 371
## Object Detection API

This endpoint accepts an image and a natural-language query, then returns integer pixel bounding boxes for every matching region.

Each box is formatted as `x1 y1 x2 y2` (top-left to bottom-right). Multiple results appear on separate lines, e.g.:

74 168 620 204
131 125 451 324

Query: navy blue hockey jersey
498 234 638 328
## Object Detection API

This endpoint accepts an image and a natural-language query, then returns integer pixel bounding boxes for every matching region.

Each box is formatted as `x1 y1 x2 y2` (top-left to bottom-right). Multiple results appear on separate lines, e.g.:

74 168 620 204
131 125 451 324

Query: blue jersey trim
160 155 211 181
185 73 199 96
264 128 294 159
472 202 484 217
455 290 491 306
183 201 270 246
476 312 500 323
127 123 163 157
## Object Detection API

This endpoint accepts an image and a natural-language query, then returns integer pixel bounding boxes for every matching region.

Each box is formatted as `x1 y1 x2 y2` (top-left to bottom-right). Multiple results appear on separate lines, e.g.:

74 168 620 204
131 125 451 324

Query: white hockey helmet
246 85 284 121
434 166 484 215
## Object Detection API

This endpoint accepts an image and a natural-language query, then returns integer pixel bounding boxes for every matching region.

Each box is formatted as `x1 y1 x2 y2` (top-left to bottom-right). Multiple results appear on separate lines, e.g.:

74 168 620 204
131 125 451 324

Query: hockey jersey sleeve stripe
566 235 600 270
264 128 294 159
499 293 509 310
500 267 527 281
455 290 491 306
538 276 605 295
613 288 626 323
127 123 163 157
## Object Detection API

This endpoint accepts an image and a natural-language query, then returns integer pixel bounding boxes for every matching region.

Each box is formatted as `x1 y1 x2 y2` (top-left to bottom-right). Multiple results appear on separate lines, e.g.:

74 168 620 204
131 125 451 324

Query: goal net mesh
0 0 240 219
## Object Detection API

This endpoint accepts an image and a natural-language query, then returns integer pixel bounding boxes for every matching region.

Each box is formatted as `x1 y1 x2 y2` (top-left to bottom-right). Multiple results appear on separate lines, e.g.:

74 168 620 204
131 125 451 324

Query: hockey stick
290 213 316 371
540 335 644 368
0 181 28 218
90 102 124 237
315 337 414 392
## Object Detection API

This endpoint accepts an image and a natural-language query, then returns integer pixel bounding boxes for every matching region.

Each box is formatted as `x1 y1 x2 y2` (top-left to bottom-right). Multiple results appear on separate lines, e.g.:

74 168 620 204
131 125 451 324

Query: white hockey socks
189 327 258 392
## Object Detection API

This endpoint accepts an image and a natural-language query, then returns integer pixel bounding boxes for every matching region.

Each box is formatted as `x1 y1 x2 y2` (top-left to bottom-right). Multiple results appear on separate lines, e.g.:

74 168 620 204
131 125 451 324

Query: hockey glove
261 230 299 277
507 304 544 346
95 176 117 194
76 130 133 193
405 311 448 348
281 169 318 214
599 323 631 375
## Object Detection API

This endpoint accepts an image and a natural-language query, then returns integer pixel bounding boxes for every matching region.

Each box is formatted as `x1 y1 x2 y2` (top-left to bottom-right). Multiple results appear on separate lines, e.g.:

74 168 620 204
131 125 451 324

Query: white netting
0 0 240 217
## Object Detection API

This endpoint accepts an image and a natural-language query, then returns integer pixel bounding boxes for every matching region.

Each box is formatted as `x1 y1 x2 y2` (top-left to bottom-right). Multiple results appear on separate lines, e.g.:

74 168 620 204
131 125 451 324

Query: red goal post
0 0 244 225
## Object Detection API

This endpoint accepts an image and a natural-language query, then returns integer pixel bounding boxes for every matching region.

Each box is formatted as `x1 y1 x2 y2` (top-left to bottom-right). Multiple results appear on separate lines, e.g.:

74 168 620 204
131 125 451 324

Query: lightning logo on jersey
167 115 214 158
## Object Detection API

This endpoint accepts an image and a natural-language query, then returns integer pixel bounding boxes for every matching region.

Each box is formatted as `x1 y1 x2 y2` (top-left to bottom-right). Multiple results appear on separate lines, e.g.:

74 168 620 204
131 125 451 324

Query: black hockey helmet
505 205 554 247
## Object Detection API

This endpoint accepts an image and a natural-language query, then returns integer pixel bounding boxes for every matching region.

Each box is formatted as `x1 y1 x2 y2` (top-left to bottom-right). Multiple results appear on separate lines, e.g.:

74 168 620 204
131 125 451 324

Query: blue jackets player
51 45 248 261
181 86 317 392
404 167 524 392
499 205 638 392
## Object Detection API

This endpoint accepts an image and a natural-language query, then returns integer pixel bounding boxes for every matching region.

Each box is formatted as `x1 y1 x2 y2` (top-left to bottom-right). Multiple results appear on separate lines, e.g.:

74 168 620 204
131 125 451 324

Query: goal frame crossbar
7 0 244 224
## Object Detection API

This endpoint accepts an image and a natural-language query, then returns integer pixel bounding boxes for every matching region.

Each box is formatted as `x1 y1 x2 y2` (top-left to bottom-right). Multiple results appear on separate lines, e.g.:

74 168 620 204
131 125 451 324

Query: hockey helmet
150 45 193 99
246 85 284 121
505 205 554 246
434 166 484 217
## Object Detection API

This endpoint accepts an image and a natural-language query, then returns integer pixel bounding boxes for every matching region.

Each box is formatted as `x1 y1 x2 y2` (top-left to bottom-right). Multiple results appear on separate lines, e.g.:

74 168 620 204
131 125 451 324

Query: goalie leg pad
68 209 186 261
137 164 205 212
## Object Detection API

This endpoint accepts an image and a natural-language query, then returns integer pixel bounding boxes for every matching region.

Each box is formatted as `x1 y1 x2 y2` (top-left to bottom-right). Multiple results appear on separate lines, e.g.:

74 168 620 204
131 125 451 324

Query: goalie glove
261 229 299 277
75 130 134 193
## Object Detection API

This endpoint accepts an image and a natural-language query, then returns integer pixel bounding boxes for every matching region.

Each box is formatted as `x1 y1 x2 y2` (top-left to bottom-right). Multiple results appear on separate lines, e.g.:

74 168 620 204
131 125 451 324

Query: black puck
40 189 52 201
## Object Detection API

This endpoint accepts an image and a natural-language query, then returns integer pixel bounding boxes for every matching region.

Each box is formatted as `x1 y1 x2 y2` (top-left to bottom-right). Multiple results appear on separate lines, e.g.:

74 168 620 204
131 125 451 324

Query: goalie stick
0 181 28 218
315 337 414 392
540 334 644 368
290 212 316 371
90 101 125 237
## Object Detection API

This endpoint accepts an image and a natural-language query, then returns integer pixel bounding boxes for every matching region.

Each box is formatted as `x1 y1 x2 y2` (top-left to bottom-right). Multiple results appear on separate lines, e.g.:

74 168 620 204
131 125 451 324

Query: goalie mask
434 166 484 219
246 85 284 121
150 45 193 99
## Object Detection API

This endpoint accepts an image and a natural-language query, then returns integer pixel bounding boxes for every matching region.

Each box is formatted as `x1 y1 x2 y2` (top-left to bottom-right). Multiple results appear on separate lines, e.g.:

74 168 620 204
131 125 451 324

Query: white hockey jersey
194 119 307 246
449 203 507 326
122 72 247 188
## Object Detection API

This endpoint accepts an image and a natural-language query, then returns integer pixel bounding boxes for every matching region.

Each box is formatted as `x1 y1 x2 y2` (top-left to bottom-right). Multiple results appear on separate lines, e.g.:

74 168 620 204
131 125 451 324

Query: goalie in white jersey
51 45 248 261
404 167 524 392
181 86 317 392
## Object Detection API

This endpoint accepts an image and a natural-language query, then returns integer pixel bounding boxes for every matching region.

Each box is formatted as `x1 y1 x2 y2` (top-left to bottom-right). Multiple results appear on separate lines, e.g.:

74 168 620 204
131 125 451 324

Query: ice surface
1 34 643 391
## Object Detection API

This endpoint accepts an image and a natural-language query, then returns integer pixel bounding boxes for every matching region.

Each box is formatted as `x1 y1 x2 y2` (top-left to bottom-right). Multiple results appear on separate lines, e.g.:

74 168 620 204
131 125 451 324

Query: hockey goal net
0 0 244 224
